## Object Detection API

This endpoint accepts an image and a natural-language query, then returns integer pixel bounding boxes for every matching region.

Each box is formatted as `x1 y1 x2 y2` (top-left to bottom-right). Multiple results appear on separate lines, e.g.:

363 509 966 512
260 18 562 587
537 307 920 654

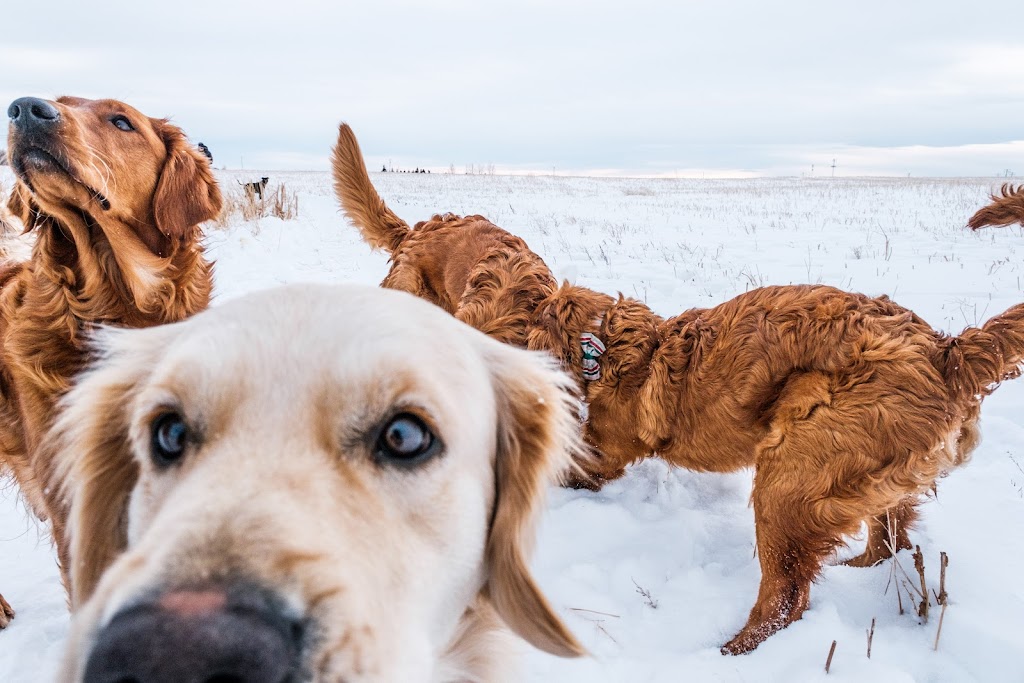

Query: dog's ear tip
152 132 223 239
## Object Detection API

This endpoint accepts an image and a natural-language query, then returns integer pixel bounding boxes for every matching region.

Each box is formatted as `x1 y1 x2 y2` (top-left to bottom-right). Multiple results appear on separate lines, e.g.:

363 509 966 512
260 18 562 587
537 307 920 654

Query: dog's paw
720 629 762 656
561 470 604 491
0 592 14 629
842 551 887 568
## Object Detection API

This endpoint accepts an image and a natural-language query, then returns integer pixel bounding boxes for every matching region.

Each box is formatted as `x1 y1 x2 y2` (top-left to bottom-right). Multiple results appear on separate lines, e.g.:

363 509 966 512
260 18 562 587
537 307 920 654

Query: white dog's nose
83 583 303 683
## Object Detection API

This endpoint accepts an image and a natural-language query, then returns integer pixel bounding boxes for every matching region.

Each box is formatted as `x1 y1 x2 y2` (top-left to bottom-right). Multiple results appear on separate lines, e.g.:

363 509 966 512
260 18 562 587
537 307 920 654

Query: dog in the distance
968 183 1024 229
332 122 1024 654
197 141 213 162
51 284 584 682
0 95 221 629
332 124 557 346
241 175 270 200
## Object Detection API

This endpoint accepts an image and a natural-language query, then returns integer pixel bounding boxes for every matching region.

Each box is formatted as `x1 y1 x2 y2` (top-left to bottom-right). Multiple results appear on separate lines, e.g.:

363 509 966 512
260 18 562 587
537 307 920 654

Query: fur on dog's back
332 123 411 252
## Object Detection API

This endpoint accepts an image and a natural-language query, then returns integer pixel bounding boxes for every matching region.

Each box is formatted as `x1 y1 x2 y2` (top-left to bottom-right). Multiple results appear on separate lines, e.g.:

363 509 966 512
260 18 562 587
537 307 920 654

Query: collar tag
580 332 606 381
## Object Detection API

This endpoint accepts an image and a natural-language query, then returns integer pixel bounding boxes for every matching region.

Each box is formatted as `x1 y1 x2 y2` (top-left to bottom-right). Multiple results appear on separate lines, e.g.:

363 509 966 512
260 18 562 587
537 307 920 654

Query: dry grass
213 180 299 228
825 639 837 673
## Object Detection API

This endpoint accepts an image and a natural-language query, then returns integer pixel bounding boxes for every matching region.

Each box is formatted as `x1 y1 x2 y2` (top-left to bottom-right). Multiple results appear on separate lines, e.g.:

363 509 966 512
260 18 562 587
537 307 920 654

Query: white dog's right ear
46 327 170 607
480 340 587 658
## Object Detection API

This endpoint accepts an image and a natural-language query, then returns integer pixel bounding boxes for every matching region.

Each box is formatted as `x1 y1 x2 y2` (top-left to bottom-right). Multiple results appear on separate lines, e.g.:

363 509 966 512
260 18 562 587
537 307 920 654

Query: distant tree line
382 165 430 174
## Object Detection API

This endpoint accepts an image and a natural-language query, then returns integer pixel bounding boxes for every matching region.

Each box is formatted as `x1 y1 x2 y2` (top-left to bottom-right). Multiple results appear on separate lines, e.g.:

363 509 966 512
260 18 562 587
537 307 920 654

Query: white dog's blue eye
151 412 189 466
376 414 436 464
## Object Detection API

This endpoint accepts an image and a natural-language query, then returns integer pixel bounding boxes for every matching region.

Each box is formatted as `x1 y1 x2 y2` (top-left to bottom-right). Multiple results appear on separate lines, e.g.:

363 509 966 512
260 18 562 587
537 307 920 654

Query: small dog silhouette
240 176 270 200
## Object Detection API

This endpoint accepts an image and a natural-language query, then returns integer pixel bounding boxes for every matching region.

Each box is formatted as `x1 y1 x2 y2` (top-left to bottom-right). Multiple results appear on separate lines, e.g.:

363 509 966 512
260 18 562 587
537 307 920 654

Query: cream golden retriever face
51 284 583 683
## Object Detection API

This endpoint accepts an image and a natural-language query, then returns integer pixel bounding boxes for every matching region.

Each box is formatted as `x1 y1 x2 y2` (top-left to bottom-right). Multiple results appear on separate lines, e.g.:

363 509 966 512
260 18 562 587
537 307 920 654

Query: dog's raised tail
331 123 410 253
967 184 1024 230
944 302 1024 400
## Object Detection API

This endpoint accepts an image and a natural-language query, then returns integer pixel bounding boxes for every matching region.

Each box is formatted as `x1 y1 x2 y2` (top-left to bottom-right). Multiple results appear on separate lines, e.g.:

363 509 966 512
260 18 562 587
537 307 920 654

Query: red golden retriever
527 282 1024 653
0 96 221 627
333 123 1024 654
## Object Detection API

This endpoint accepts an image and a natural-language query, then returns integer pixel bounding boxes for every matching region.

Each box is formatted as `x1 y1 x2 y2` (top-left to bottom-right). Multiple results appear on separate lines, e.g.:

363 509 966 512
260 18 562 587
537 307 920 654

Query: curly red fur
528 283 1024 653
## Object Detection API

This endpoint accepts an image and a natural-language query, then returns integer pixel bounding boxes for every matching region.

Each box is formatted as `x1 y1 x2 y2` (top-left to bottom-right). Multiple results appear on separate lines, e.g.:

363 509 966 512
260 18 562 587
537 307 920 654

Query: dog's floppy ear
46 326 170 607
152 123 223 239
481 339 586 658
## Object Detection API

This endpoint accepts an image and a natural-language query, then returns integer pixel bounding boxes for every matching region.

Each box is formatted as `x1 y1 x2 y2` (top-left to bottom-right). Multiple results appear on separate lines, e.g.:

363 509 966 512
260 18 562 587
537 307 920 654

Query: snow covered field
2 169 1023 681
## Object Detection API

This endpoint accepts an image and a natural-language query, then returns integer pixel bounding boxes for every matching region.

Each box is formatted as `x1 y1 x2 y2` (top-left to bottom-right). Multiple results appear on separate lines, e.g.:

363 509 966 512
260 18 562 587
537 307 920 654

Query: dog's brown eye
151 412 189 467
376 413 436 464
111 115 134 132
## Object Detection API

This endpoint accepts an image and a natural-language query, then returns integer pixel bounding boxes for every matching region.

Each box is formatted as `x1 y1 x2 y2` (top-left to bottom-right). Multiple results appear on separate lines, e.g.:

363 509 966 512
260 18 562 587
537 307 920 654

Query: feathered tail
968 184 1024 230
331 123 410 253
943 302 1024 399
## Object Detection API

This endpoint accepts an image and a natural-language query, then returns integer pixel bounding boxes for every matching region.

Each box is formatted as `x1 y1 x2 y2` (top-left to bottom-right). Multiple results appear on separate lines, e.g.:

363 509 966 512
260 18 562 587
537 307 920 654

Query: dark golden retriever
52 284 583 681
332 123 1024 654
527 282 1024 653
0 96 221 628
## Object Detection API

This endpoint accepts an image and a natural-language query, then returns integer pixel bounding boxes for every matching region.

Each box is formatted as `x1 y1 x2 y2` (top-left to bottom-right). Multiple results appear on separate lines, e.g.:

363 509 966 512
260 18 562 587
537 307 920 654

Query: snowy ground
2 169 1024 681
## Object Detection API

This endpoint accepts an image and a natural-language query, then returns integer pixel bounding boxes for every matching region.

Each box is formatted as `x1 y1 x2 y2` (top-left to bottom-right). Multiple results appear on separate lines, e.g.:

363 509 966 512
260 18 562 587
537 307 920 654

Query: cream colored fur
51 283 584 682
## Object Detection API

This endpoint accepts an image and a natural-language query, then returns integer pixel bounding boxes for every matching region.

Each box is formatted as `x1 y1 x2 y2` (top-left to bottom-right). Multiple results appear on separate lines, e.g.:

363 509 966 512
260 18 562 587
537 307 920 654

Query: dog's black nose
83 584 302 683
8 97 60 128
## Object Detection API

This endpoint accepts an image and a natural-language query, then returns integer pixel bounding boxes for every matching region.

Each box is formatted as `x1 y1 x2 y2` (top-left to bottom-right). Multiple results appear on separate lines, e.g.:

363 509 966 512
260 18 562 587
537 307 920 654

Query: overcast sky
2 0 1022 177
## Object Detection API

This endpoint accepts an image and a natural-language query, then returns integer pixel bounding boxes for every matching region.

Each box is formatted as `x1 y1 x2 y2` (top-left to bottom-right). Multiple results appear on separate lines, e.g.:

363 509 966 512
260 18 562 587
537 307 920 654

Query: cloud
1 0 1021 176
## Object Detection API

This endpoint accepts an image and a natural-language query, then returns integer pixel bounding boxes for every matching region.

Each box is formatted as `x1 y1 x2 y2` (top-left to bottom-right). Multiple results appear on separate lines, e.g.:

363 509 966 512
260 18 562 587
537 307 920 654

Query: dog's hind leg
722 449 843 655
723 373 884 654
844 498 917 567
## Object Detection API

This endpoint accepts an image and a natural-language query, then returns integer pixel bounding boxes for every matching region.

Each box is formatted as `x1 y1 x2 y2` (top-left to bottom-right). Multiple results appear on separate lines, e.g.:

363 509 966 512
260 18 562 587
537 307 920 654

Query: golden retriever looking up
0 96 221 629
51 284 584 682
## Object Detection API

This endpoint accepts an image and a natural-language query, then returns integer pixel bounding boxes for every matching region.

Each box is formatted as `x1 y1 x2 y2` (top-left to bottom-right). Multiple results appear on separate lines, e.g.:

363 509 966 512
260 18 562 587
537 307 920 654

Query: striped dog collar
580 332 606 381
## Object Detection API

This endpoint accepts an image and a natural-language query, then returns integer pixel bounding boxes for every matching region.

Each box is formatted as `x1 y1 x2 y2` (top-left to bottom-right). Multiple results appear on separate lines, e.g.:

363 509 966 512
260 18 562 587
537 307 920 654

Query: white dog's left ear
481 341 586 658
